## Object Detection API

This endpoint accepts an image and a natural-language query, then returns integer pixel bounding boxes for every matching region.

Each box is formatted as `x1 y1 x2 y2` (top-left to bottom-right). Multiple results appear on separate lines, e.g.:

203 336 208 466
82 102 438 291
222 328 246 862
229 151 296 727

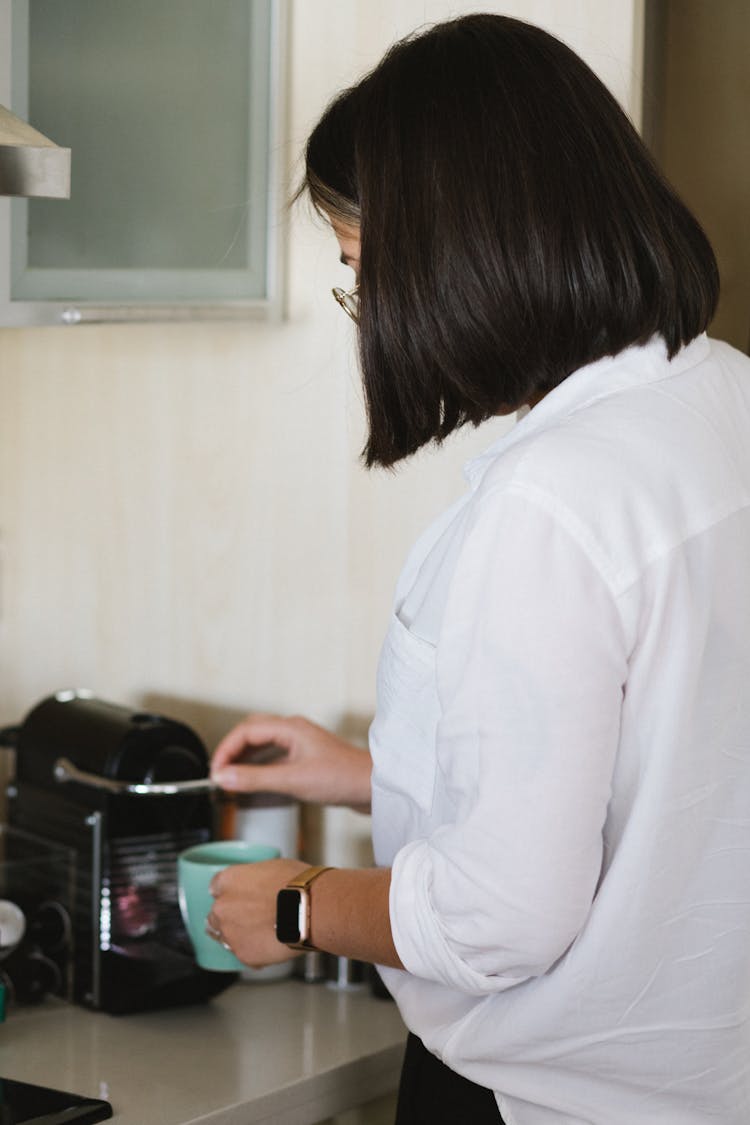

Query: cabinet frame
0 0 289 327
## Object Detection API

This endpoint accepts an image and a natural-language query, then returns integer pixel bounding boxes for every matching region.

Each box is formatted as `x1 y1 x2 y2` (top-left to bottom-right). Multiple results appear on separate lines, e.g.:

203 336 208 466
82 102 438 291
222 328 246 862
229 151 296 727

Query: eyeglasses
332 284 359 323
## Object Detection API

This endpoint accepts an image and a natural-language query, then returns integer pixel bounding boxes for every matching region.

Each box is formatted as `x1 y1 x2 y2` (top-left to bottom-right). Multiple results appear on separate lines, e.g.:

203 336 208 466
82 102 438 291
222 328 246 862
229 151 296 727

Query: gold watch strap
285 865 333 891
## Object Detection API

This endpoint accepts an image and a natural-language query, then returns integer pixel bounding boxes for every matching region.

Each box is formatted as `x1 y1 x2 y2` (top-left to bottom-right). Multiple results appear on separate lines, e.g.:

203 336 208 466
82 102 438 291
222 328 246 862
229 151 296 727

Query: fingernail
213 769 237 788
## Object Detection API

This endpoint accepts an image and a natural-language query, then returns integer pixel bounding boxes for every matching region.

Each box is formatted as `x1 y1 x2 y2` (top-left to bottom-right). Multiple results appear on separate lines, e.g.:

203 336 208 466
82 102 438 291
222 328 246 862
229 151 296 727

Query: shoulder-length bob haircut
301 14 719 468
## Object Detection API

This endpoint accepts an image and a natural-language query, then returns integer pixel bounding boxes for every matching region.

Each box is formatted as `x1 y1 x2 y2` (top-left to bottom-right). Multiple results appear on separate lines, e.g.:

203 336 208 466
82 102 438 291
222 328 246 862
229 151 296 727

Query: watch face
276 888 303 944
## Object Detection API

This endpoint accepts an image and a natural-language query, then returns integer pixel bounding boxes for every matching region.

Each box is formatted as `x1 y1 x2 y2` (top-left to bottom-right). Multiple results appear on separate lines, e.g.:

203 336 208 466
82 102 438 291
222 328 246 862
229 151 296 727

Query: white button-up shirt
371 334 750 1125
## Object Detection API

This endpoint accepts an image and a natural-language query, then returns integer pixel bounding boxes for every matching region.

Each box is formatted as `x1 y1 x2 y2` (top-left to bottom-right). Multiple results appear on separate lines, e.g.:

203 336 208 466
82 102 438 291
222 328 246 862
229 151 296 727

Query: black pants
395 1033 505 1124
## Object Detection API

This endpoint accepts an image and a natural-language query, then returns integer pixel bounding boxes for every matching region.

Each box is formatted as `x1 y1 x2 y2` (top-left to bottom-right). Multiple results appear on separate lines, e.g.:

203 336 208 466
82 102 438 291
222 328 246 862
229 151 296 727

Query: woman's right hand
210 714 372 811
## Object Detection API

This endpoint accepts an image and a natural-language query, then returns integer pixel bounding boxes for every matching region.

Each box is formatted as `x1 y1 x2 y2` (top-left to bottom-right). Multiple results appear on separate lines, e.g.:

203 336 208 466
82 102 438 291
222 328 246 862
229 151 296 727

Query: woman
207 15 750 1125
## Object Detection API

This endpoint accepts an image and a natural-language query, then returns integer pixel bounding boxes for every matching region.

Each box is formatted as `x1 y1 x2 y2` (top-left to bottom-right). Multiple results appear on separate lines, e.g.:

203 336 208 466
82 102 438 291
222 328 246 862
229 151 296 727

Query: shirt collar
463 334 711 489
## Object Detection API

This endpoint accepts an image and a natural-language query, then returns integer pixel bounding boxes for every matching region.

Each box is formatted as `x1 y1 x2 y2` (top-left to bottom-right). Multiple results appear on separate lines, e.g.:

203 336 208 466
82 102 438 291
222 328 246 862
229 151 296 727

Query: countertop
1 977 407 1124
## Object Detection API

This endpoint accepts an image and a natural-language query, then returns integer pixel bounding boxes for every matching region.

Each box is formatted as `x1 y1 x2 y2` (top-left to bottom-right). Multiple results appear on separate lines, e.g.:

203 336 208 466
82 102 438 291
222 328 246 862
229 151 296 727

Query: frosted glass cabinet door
1 0 284 324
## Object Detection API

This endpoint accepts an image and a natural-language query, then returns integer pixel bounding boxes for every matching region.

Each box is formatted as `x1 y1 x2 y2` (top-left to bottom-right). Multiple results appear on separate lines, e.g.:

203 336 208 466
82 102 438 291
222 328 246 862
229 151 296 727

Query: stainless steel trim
57 302 271 325
0 104 71 198
54 757 216 797
85 810 103 1009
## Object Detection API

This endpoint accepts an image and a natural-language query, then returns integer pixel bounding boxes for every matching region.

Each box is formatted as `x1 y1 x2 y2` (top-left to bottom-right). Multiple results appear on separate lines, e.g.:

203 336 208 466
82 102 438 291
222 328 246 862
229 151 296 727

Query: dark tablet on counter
0 1076 113 1123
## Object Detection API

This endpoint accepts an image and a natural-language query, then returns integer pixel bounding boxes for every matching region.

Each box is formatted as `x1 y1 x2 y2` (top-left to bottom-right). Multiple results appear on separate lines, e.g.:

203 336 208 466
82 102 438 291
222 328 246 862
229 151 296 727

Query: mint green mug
177 840 280 972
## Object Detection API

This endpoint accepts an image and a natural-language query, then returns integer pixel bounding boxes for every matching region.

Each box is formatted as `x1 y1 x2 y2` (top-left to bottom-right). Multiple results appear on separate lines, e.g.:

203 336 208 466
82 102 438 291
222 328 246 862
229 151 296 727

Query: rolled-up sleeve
389 483 629 993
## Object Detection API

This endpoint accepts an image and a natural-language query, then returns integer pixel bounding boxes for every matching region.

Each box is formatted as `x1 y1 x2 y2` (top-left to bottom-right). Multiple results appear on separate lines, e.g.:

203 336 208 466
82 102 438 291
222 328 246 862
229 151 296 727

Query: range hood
0 103 70 199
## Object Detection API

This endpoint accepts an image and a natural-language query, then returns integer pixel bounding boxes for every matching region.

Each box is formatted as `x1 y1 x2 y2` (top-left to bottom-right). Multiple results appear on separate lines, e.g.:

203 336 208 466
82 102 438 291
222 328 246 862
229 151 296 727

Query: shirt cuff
390 839 528 996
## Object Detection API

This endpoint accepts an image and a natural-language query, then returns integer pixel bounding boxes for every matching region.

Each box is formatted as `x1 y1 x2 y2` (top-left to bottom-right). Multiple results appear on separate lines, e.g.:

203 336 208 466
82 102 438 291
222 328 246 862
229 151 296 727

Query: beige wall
0 1 643 857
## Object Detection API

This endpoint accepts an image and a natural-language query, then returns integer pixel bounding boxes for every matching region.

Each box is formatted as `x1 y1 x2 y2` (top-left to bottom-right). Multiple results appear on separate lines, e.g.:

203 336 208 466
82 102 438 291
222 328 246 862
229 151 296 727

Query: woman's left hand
206 857 308 968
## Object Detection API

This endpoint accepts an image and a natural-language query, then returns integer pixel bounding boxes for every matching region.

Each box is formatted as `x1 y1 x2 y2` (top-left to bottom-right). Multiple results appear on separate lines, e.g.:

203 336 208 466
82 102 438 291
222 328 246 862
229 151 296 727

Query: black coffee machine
5 691 234 1014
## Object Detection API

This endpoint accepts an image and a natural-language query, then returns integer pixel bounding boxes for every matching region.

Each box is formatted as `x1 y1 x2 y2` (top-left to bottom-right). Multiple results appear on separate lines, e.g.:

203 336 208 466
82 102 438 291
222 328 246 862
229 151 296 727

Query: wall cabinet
0 0 286 325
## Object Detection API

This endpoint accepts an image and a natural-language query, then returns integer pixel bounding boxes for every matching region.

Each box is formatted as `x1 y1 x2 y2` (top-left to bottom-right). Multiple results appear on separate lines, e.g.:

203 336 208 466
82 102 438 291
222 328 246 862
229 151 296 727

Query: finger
205 911 222 940
209 866 235 895
210 760 299 795
211 715 293 772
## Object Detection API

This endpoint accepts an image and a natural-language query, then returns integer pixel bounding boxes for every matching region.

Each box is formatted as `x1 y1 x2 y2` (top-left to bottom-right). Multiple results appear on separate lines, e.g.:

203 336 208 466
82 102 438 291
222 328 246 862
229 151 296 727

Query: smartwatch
275 865 332 951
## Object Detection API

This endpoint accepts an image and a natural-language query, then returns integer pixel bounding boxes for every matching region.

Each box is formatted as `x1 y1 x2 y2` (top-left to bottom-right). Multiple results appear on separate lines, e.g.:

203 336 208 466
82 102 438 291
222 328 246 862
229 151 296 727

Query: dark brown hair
302 14 719 468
